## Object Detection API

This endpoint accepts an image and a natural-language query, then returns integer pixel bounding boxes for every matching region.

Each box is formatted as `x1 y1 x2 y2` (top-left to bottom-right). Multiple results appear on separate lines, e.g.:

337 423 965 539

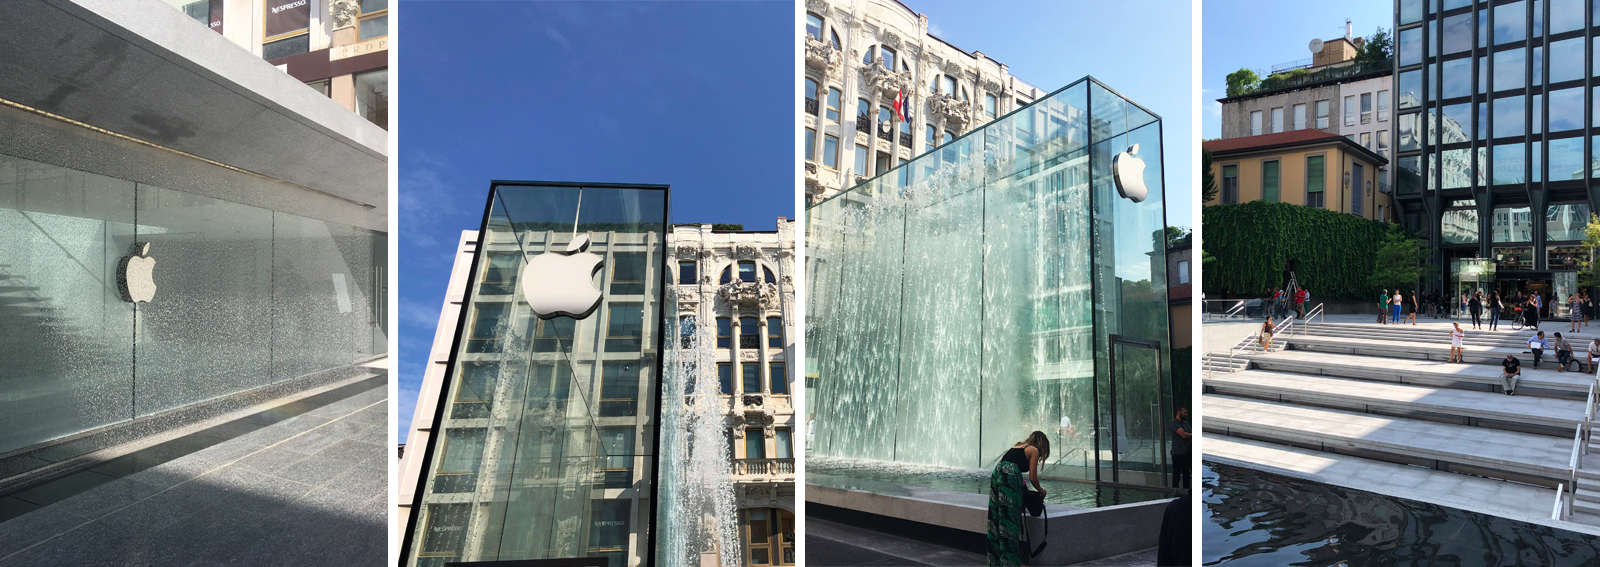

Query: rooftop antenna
1345 18 1353 41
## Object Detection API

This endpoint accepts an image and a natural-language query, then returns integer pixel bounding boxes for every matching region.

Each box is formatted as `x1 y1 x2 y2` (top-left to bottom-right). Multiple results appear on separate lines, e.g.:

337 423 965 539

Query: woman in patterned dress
1571 293 1584 333
988 431 1050 566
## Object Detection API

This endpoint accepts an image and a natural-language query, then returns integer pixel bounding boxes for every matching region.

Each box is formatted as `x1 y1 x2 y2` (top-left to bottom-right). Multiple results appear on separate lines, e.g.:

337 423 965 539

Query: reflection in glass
1442 202 1478 244
1494 49 1526 91
1551 0 1584 34
1399 70 1422 108
1493 96 1525 138
1440 148 1473 189
1442 58 1472 99
1401 27 1423 66
1548 204 1592 241
1492 143 1525 185
1549 87 1583 132
1550 137 1585 180
1551 38 1585 83
1493 207 1534 243
1399 113 1419 152
1442 14 1471 55
1494 1 1526 44
1440 104 1470 144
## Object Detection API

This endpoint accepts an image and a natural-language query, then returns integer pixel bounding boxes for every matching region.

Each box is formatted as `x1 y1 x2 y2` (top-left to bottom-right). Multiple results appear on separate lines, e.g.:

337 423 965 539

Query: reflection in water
1202 463 1600 566
808 456 1167 509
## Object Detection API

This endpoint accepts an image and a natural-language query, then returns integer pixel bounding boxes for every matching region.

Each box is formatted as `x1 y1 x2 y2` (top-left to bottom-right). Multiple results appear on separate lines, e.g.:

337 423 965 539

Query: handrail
1203 299 1248 321
1229 315 1296 371
1300 303 1326 336
1555 483 1567 520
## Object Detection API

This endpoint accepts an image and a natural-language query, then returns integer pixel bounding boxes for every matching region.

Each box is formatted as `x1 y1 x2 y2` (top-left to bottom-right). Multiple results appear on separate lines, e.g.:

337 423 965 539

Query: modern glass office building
402 182 670 567
805 77 1176 490
1395 0 1600 315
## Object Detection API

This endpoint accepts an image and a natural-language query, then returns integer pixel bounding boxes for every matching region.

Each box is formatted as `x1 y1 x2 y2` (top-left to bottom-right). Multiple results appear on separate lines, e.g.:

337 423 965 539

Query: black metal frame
399 180 671 567
1105 334 1166 486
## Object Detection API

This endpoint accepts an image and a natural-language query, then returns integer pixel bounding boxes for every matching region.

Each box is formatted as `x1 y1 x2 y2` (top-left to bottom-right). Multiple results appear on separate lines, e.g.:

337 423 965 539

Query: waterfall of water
659 315 740 567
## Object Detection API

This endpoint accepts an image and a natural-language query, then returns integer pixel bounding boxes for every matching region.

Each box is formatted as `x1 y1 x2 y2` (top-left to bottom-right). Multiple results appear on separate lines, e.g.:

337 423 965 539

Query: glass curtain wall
405 183 667 567
0 152 385 473
805 77 1173 490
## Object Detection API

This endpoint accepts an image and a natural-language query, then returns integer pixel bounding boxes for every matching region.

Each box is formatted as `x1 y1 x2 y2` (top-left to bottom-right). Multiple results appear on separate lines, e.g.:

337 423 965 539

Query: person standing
1488 292 1502 331
1378 290 1389 324
1501 353 1523 396
987 432 1049 567
1260 316 1276 352
1294 288 1308 319
1392 290 1405 324
1448 322 1465 363
1572 293 1585 333
1532 293 1544 329
1469 292 1484 330
1588 338 1600 374
1168 407 1190 490
1406 292 1419 325
1529 331 1549 369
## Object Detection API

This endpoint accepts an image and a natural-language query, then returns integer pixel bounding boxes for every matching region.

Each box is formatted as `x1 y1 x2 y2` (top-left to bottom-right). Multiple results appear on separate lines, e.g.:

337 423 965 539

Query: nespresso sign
264 0 309 38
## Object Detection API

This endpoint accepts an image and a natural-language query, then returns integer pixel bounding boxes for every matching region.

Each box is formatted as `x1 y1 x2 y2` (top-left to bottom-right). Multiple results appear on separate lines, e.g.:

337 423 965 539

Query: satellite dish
1309 38 1324 54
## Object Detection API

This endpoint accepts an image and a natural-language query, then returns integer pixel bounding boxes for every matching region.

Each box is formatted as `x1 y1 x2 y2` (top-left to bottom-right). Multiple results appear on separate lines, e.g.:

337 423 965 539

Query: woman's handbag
1022 489 1045 517
1021 490 1048 558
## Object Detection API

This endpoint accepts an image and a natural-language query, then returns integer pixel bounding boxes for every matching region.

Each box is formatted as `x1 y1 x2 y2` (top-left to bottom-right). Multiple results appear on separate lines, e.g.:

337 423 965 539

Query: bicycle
1509 307 1526 332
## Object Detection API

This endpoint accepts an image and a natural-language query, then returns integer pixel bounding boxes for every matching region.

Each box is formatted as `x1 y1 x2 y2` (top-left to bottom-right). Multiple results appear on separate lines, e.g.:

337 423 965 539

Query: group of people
1393 289 1596 332
1449 322 1600 395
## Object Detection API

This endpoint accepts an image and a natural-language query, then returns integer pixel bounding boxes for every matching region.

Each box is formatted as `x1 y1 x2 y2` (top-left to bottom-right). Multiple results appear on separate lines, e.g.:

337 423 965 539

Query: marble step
1203 394 1572 481
1247 350 1596 399
1283 335 1600 371
1204 370 1585 430
1301 322 1600 344
1203 435 1584 528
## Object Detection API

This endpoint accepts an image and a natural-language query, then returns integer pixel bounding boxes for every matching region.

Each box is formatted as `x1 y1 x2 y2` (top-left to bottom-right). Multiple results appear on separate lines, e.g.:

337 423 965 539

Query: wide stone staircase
1203 318 1600 528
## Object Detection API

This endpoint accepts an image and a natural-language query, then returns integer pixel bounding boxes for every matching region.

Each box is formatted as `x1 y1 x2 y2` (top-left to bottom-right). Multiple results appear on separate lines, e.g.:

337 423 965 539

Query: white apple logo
1113 143 1149 203
521 233 604 320
118 242 157 303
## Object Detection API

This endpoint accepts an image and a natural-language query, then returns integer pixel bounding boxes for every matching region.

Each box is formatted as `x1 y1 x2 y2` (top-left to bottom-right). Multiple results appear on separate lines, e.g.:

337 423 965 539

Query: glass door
1106 335 1165 487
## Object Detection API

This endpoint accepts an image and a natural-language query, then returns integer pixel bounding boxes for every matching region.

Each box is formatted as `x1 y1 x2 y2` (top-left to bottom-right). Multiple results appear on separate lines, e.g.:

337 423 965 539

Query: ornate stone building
668 221 797 567
803 0 1043 204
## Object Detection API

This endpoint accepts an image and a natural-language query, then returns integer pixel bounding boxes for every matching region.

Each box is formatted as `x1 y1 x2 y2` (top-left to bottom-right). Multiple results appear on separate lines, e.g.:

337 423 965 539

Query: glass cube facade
805 77 1176 489
0 138 385 490
1396 0 1600 306
403 182 668 567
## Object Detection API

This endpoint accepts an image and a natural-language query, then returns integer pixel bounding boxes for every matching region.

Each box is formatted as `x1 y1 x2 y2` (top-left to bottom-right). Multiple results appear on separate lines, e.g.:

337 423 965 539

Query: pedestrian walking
1406 292 1419 325
1501 353 1523 396
1294 288 1308 319
1573 293 1585 333
1460 292 1468 319
1488 292 1502 331
1260 316 1276 352
1529 331 1549 368
1449 322 1465 363
1469 292 1483 330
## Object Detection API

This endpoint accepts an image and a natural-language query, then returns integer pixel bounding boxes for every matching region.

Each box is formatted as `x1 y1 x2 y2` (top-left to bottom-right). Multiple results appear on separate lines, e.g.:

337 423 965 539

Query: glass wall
405 183 667 567
805 78 1173 490
0 152 385 469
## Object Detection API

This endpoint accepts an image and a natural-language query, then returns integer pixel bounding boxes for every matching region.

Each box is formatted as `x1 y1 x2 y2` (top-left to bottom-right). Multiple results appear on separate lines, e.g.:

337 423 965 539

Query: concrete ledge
1255 347 1593 398
1206 370 1584 429
806 482 1173 565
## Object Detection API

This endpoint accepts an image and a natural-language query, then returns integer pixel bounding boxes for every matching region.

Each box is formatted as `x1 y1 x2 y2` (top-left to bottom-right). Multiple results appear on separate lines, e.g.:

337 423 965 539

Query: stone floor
0 371 388 566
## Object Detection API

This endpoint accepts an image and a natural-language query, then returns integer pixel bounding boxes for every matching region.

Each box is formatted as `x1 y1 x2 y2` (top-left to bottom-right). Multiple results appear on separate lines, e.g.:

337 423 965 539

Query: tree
1165 226 1192 249
1225 68 1260 98
1201 147 1218 203
1355 27 1393 66
1578 214 1600 288
1369 231 1424 293
711 224 745 231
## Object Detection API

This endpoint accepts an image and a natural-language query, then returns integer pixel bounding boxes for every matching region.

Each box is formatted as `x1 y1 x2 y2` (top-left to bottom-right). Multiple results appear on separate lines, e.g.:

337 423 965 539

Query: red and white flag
893 88 907 122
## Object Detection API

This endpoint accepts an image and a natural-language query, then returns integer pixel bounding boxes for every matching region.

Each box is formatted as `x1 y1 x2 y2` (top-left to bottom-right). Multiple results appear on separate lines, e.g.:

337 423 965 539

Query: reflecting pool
810 456 1167 509
1202 462 1600 566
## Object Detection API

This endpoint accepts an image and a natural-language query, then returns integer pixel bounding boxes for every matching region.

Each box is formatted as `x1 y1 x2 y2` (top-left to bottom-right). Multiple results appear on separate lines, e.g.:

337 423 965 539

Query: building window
605 303 643 351
880 47 896 70
597 427 634 488
1292 103 1306 130
742 362 761 394
599 361 639 417
1261 160 1279 202
679 315 696 350
716 317 732 349
764 266 777 284
739 316 760 349
1316 100 1329 129
775 429 793 458
718 363 733 394
451 363 494 419
1222 165 1239 204
862 45 875 65
984 93 997 118
1360 93 1372 124
1376 90 1389 121
854 143 870 176
1360 132 1371 149
1344 95 1356 127
1250 111 1262 136
588 500 632 564
943 76 956 96
419 503 472 562
825 88 841 123
1377 130 1389 158
479 252 520 295
305 79 330 97
435 428 485 493
742 509 796 567
943 131 954 144
678 260 696 285
804 128 815 161
804 79 818 114
1270 107 1283 133
1177 260 1190 285
822 134 839 169
925 124 937 154
769 362 787 394
354 68 388 129
1306 155 1326 208
745 429 766 458
767 317 783 348
805 13 822 38
609 252 646 295
358 0 388 40
738 261 757 283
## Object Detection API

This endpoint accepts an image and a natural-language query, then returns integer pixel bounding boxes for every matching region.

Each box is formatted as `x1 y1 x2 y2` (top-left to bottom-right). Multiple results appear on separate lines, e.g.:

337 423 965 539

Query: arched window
943 76 955 95
720 266 733 284
805 13 822 38
928 75 939 93
880 47 896 70
804 78 818 107
857 98 871 121
960 86 968 101
830 31 841 50
763 267 777 284
863 45 875 65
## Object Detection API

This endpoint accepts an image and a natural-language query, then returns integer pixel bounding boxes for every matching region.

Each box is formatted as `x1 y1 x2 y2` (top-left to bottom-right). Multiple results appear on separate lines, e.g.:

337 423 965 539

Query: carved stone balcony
804 33 842 75
927 92 971 130
900 131 913 148
734 458 796 476
717 280 779 310
855 118 871 133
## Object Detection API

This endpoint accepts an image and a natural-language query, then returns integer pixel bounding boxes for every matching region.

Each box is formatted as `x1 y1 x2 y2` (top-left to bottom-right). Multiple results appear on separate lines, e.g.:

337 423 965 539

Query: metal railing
804 98 819 116
1557 375 1600 520
1555 483 1568 520
1271 57 1313 73
1298 303 1326 336
1228 314 1296 373
1202 299 1248 321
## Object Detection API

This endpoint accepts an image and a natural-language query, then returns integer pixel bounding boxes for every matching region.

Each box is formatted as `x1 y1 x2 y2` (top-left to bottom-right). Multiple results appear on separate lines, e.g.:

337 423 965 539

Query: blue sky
1202 0 1393 138
395 1 793 440
910 0 1195 229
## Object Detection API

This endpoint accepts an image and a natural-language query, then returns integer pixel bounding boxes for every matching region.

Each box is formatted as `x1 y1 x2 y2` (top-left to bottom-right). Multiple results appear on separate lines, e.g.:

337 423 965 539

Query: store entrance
1494 273 1551 321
